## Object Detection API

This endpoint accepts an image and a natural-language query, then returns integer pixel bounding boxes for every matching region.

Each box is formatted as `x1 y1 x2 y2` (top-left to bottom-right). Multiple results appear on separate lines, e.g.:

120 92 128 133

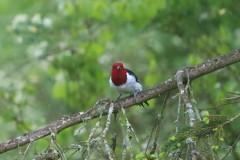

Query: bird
109 62 149 107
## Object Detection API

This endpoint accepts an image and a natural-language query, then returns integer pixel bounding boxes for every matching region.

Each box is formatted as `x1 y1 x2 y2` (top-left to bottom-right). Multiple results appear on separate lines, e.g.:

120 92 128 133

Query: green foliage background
0 0 240 159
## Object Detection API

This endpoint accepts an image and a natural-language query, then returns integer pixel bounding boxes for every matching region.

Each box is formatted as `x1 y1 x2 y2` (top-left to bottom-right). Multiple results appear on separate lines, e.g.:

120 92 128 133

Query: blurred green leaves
0 0 240 159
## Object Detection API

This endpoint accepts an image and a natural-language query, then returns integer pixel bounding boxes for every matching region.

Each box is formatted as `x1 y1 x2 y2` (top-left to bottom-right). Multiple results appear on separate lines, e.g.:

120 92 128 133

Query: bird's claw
133 91 139 103
116 94 122 100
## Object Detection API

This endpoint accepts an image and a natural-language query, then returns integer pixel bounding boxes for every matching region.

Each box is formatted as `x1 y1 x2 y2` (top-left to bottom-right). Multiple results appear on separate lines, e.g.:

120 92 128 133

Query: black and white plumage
109 62 148 106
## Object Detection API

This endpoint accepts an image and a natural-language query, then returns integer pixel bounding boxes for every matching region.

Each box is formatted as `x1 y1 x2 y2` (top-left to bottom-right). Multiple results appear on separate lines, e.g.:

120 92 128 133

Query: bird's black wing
126 69 139 82
126 69 149 107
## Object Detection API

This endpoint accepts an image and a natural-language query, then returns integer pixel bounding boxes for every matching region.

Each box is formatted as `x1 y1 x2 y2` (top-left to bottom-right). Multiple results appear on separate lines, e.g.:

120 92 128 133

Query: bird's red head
111 62 127 86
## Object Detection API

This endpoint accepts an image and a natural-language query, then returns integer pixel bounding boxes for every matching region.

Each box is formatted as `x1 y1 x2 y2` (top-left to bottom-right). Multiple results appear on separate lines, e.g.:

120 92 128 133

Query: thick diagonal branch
0 50 240 154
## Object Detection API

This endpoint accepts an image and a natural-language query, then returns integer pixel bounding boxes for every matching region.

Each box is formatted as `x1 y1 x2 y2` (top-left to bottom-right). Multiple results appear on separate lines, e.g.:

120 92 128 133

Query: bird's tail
138 101 149 107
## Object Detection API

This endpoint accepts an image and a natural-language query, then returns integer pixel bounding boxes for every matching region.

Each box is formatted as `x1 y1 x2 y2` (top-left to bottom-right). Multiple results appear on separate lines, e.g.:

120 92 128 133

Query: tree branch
175 70 197 160
0 50 240 154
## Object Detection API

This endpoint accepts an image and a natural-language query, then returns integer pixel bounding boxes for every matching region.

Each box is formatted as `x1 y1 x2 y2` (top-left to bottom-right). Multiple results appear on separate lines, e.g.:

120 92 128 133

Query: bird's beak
116 66 121 70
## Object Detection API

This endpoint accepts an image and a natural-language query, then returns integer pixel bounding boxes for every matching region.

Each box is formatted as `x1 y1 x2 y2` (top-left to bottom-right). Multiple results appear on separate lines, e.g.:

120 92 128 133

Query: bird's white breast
109 72 142 94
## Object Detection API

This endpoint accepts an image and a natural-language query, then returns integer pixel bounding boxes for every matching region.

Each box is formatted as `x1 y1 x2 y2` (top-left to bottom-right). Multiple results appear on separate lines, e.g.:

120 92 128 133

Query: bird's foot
133 91 139 103
116 94 122 100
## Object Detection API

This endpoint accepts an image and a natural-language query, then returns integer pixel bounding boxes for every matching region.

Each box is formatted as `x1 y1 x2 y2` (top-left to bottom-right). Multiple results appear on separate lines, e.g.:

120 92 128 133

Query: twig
175 70 196 126
0 50 240 154
189 86 201 121
202 95 240 111
121 106 138 160
86 105 104 159
176 94 182 133
220 113 240 127
151 93 169 154
111 112 117 153
221 133 240 160
175 70 197 160
19 141 33 160
145 93 169 155
49 129 66 160
101 103 114 160
33 148 59 160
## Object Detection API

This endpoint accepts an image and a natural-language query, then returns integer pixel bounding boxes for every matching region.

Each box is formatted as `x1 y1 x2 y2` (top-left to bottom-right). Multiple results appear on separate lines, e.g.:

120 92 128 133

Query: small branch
150 92 169 155
175 70 196 126
49 130 66 160
145 92 169 155
221 113 240 127
120 106 139 160
176 94 182 133
175 70 197 160
101 103 114 160
33 148 59 160
19 141 32 160
0 50 240 154
222 133 240 160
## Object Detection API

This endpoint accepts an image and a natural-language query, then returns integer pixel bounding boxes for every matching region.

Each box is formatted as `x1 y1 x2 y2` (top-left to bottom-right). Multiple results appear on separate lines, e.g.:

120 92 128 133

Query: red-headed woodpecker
109 62 149 107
